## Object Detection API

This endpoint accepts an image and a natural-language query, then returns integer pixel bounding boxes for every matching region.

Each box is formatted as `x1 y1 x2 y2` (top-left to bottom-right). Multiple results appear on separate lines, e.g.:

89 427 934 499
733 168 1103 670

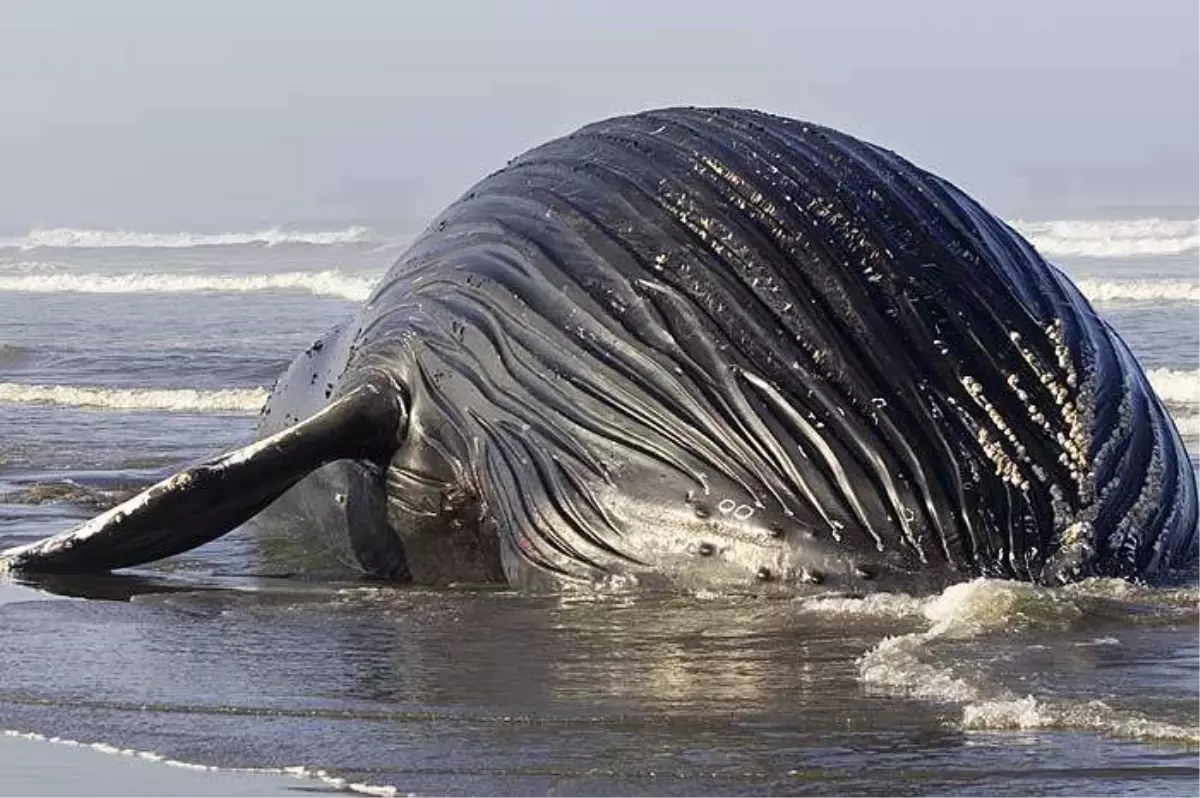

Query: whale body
3 108 1196 594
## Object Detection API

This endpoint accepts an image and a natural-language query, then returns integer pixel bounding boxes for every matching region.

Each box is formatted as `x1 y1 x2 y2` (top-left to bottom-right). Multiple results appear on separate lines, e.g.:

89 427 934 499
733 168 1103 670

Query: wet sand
0 732 345 797
0 582 346 798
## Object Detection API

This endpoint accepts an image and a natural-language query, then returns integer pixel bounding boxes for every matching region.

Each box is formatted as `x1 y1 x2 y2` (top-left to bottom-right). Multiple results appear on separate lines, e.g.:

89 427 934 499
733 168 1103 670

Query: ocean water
0 217 1196 796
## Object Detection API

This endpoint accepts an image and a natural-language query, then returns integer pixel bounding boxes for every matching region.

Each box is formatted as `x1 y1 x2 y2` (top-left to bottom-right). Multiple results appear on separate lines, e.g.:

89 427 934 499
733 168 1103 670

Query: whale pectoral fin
0 383 404 575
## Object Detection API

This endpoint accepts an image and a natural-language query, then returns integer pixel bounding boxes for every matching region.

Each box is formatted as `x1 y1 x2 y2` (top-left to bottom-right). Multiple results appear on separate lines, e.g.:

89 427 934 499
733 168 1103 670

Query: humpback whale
2 108 1196 594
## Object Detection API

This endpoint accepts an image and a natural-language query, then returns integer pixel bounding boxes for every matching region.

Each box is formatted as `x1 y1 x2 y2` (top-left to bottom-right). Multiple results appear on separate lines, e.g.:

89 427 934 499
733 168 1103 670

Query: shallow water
0 574 1196 796
0 220 1197 795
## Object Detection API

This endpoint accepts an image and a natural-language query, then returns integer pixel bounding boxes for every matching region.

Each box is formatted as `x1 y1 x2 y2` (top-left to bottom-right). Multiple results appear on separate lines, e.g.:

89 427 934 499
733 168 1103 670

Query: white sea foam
855 578 1200 744
0 383 267 413
1172 415 1200 437
1146 368 1200 406
0 226 373 249
0 270 375 301
1073 279 1200 304
797 591 926 619
856 580 1090 706
1 729 405 796
1146 369 1199 440
1012 218 1200 258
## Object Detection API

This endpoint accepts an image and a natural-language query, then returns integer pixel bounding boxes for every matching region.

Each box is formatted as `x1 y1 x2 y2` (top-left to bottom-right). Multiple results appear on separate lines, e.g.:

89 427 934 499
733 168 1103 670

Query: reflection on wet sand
0 576 1194 795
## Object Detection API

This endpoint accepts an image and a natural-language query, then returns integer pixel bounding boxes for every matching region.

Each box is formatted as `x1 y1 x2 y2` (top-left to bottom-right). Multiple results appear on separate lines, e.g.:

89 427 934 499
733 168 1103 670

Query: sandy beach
0 582 349 798
0 732 348 797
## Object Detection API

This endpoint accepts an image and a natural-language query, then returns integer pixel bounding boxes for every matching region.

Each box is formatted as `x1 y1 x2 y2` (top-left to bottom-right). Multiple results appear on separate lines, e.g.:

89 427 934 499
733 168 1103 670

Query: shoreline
0 581 396 798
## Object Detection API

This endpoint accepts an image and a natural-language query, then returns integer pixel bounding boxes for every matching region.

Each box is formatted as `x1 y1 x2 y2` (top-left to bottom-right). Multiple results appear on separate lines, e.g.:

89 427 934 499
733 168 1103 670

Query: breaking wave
850 578 1200 745
0 384 267 413
1147 369 1199 440
0 226 373 249
1174 416 1200 438
1072 279 1200 304
1147 369 1200 407
1 729 399 796
1012 218 1200 258
0 271 375 301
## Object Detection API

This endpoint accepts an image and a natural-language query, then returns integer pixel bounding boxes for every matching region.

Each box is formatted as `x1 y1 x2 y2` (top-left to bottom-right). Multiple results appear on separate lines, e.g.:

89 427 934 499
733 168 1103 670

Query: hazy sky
2 0 1196 230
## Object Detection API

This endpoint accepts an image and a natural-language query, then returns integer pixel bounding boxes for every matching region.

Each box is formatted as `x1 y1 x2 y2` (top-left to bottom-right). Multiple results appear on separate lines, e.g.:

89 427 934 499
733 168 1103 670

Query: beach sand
0 732 345 797
0 582 345 798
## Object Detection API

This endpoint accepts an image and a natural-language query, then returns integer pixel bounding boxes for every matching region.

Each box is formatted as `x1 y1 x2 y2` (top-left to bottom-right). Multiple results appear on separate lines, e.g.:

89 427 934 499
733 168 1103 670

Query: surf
837 577 1200 746
1071 279 1200 303
0 271 375 301
0 384 268 413
1011 218 1200 258
0 226 374 249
